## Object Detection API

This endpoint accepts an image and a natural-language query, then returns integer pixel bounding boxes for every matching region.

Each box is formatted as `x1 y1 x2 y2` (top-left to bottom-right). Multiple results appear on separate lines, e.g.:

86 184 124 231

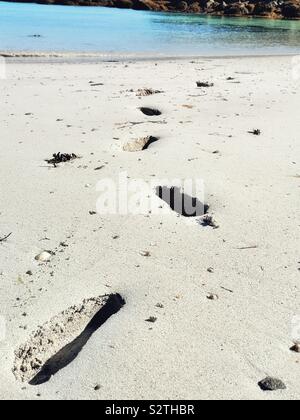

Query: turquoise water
1 1 300 55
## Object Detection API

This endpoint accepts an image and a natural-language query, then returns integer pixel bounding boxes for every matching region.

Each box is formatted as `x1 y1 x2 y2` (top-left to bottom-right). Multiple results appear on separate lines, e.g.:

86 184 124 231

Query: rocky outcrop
5 0 300 19
282 1 300 17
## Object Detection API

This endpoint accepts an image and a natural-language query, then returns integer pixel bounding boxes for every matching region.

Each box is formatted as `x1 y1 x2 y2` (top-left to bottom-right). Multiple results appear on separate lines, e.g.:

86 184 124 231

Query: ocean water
1 1 300 55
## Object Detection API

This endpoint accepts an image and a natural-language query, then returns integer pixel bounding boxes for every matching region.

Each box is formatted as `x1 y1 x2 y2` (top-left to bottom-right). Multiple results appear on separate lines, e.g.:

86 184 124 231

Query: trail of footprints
124 92 210 218
122 105 162 151
11 72 294 394
13 87 210 386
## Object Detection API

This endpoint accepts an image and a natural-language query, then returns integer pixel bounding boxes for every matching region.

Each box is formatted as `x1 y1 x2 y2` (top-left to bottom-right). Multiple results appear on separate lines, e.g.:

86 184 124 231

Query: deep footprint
123 136 159 152
156 186 209 217
13 293 125 385
139 107 162 116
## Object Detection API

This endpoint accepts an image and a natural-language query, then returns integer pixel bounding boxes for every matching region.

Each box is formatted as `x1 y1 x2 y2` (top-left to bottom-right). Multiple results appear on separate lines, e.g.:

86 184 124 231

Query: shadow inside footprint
29 294 125 385
156 186 209 217
142 136 159 150
123 136 159 152
139 107 162 116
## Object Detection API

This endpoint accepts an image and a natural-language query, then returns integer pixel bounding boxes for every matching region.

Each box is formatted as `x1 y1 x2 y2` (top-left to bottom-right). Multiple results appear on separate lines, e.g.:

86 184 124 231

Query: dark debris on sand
145 316 157 323
198 214 219 229
45 153 78 167
0 232 12 242
248 129 261 136
136 88 163 97
196 81 214 88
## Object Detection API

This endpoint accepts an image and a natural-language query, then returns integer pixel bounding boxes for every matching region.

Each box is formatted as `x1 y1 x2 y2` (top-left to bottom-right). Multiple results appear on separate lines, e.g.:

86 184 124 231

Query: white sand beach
0 55 299 400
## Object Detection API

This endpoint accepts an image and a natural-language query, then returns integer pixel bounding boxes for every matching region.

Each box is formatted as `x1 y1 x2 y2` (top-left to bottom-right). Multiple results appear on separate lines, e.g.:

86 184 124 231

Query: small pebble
291 343 300 353
145 316 157 323
35 251 51 262
140 251 150 257
258 377 286 391
207 293 218 301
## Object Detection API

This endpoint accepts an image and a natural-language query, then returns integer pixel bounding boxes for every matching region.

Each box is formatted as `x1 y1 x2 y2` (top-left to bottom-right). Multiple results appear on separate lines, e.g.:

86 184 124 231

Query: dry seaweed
0 232 12 242
196 81 214 88
248 129 261 135
45 153 78 167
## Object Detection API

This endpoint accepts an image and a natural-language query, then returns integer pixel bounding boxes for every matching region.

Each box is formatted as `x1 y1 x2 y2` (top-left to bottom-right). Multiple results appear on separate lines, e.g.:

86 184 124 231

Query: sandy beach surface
0 55 299 400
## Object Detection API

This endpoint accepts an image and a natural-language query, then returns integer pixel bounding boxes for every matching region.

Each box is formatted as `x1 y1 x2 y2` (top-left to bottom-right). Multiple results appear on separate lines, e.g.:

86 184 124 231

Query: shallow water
1 1 300 55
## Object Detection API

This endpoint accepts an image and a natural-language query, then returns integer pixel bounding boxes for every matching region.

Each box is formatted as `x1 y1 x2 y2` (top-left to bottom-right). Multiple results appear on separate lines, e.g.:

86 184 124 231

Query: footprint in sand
156 186 209 218
13 293 125 385
139 107 162 117
123 136 159 152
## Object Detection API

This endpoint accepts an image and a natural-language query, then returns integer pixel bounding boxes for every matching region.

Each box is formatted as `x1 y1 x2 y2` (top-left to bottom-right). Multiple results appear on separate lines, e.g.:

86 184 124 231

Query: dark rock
189 2 202 12
133 0 164 10
246 3 256 12
258 377 286 391
224 2 250 15
178 1 189 11
290 343 300 353
253 2 277 15
199 0 214 7
133 0 152 10
282 2 300 17
222 0 240 4
214 1 227 11
115 0 133 7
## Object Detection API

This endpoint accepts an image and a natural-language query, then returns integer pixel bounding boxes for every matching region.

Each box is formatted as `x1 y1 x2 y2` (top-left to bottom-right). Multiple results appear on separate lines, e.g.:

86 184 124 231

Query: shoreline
1 51 299 64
